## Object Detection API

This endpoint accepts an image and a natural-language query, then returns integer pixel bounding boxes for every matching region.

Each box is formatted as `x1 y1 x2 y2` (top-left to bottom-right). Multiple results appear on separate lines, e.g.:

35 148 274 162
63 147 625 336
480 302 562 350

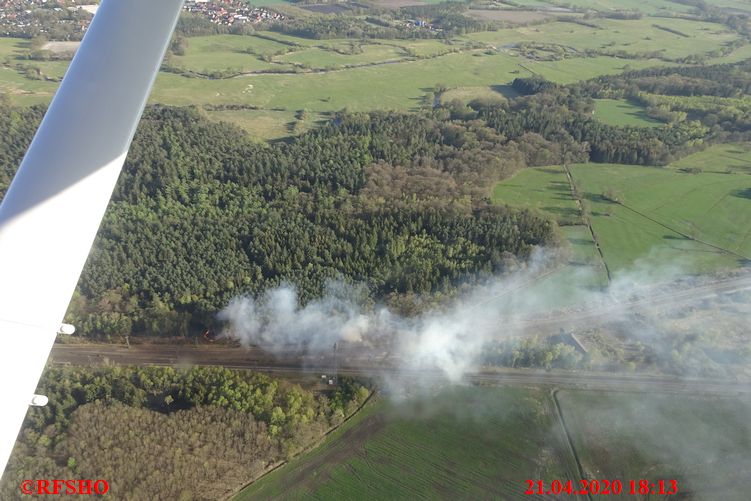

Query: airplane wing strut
0 0 184 477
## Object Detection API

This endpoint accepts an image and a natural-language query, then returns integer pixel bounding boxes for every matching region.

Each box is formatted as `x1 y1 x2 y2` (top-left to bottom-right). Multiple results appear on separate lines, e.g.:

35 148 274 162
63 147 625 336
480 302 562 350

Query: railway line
48 272 751 396
49 343 751 396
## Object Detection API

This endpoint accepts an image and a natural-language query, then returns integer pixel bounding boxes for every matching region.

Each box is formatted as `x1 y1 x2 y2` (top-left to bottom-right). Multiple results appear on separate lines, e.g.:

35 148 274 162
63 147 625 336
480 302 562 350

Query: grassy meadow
493 146 751 279
0 11 742 139
593 99 662 128
570 158 751 272
492 166 609 304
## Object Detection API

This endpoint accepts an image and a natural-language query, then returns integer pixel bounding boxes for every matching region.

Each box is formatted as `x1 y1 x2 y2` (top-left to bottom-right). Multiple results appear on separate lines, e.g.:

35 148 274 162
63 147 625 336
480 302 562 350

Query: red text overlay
20 479 109 496
525 479 678 496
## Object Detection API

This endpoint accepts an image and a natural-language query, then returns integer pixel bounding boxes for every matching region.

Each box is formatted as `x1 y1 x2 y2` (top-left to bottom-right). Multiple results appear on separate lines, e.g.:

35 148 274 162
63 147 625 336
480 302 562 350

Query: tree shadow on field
490 84 519 98
568 238 593 246
542 206 579 217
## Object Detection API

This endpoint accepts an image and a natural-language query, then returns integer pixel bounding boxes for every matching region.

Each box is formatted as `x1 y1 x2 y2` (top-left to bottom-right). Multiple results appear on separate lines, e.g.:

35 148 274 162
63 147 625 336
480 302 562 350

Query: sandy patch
371 0 426 8
466 9 551 23
41 41 80 54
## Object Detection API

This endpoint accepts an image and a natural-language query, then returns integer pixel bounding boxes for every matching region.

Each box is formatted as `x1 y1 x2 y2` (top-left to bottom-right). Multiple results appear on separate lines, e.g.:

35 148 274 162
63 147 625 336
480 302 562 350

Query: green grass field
206 108 327 141
569 159 751 273
465 17 739 61
557 390 751 500
671 142 751 174
0 10 743 143
237 387 751 500
553 0 696 15
150 49 532 110
493 166 581 225
169 34 292 73
492 167 609 304
236 387 579 500
440 85 513 105
277 44 406 69
493 149 751 279
593 99 662 128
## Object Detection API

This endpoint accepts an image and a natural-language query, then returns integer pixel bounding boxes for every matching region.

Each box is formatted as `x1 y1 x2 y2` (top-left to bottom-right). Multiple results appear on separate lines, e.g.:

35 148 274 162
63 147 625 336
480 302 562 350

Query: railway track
49 343 751 396
48 272 751 396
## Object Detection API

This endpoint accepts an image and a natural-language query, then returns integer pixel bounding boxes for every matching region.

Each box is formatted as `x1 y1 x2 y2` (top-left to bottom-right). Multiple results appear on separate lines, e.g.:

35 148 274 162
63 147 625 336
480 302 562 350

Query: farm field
671 142 751 174
493 149 751 278
238 388 751 501
149 50 533 110
236 387 580 500
512 226 609 311
593 99 661 128
205 108 327 141
168 34 293 73
569 159 751 273
464 18 740 61
553 0 696 15
0 9 743 139
557 390 751 500
492 165 581 225
492 168 609 304
276 44 407 69
440 85 514 105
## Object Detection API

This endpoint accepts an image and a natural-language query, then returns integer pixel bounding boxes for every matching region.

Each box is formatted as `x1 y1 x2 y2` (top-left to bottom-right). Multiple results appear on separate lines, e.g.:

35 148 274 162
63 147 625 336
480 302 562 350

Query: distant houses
183 0 286 26
0 1 287 40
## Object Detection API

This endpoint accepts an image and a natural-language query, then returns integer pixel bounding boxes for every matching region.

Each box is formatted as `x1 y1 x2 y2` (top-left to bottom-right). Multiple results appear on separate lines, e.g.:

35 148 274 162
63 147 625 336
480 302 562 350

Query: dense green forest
0 366 368 500
2 58 751 339
1 102 558 338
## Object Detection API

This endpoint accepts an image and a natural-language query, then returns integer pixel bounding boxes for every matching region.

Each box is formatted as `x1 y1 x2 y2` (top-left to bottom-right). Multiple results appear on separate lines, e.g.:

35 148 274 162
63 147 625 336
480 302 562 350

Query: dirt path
552 388 593 501
617 200 750 262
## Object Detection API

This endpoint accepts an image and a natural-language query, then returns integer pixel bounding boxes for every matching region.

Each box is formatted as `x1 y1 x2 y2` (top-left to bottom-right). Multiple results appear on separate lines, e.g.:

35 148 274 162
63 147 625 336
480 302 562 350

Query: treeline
0 96 44 197
176 12 258 38
3 56 744 339
582 61 751 98
270 16 435 40
444 80 707 165
481 336 585 370
267 2 495 40
0 366 369 500
400 2 495 34
565 60 751 136
495 60 751 159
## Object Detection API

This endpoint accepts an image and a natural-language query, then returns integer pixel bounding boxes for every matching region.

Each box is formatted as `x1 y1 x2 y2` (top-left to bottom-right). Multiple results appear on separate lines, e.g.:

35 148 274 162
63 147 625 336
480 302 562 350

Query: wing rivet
30 395 48 407
57 324 75 335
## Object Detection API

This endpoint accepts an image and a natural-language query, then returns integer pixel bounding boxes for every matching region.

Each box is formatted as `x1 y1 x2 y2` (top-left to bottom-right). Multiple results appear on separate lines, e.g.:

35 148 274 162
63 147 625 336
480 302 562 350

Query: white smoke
217 246 751 386
218 249 563 383
217 283 379 352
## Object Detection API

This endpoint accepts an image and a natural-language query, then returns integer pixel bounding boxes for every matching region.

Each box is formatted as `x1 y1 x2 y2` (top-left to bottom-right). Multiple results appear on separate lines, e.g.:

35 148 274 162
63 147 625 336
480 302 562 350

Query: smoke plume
218 247 751 386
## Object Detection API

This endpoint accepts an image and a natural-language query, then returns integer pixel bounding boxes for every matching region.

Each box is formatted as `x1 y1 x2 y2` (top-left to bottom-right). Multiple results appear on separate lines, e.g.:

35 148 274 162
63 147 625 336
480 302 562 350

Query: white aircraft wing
0 0 184 478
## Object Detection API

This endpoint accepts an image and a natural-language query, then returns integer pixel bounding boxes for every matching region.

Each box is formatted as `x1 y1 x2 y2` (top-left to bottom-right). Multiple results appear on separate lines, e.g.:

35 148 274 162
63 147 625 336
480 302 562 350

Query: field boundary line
563 164 612 283
168 45 488 80
617 200 750 262
552 388 593 501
